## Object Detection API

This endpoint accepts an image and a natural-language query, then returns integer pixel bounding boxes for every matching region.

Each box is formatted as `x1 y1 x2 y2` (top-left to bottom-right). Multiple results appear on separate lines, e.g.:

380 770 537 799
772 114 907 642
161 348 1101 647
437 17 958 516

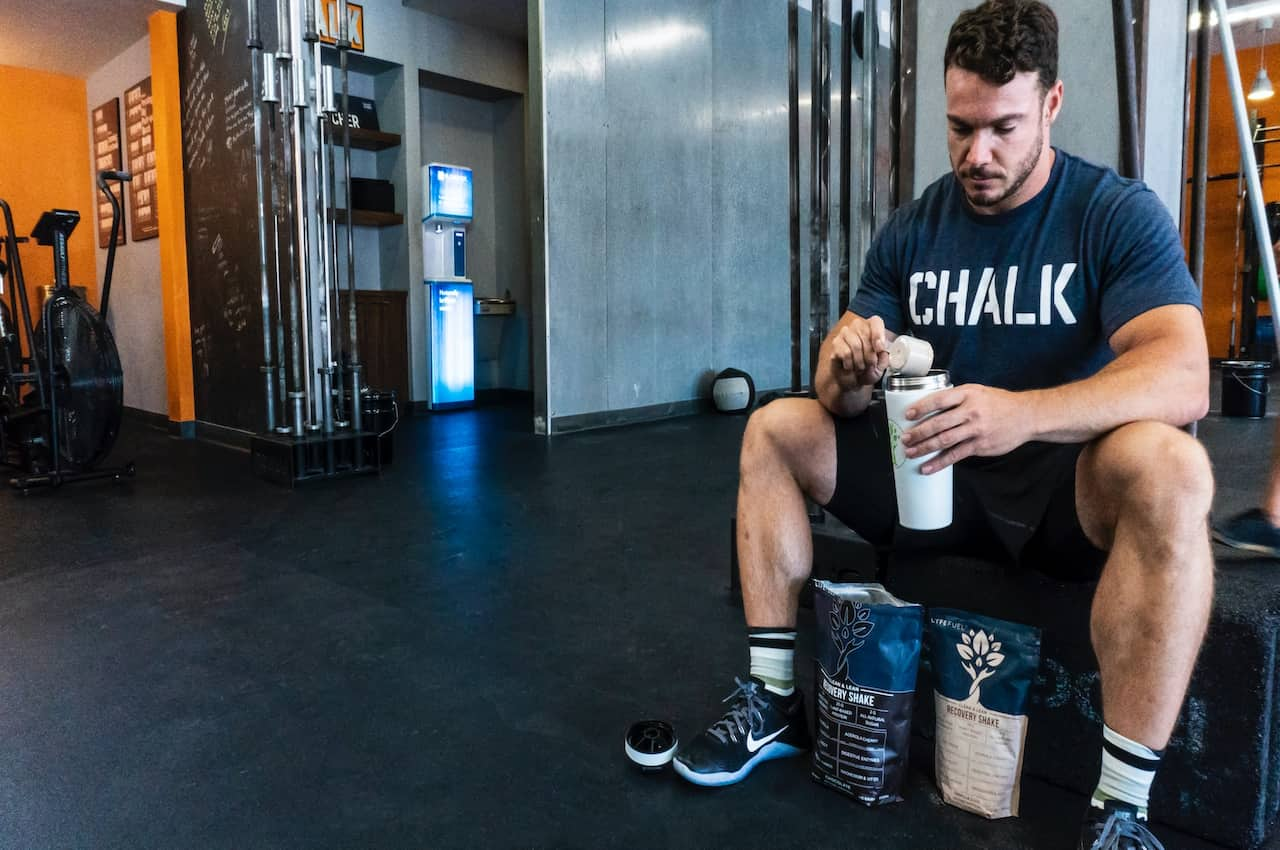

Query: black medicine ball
712 368 756 413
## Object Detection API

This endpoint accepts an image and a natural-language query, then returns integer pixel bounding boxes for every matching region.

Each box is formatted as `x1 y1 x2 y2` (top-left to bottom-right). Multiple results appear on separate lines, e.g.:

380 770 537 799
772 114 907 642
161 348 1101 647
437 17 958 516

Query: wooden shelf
328 126 400 151
329 208 404 227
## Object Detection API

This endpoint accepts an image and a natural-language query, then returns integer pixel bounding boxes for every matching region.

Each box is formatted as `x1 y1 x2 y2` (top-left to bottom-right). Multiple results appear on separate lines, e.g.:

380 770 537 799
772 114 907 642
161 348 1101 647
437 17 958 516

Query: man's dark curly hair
944 0 1059 93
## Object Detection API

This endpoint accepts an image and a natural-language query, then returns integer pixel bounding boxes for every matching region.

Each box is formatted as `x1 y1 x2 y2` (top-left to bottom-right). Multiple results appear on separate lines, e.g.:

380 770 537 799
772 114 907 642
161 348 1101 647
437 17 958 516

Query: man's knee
740 398 837 500
1081 422 1214 543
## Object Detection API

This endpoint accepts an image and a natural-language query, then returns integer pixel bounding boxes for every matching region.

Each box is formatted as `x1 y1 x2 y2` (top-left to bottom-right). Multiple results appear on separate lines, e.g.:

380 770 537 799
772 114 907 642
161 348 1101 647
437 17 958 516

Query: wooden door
339 290 408 403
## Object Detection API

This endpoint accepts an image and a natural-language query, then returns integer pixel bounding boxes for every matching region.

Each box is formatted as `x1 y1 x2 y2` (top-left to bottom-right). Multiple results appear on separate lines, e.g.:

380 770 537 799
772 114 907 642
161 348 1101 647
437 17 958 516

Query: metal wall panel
543 0 610 419
711 0 793 392
603 0 715 410
540 0 852 425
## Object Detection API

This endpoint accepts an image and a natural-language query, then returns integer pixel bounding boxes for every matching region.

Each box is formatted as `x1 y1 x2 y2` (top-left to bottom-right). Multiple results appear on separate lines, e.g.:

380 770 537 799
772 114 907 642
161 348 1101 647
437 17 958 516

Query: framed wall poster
92 98 126 248
125 78 159 241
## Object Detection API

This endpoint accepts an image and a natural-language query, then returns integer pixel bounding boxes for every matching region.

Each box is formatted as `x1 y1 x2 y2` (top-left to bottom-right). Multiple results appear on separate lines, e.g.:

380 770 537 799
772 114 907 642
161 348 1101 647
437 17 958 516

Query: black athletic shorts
823 401 1108 581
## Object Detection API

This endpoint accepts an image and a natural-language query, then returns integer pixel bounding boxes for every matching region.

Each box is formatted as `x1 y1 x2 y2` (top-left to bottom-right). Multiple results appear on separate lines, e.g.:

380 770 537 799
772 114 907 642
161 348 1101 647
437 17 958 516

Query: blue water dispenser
423 163 474 409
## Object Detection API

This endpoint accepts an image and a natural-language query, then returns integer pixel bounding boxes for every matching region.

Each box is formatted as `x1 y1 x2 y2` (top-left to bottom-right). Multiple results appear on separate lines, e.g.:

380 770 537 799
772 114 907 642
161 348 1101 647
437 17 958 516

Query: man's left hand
900 384 1033 474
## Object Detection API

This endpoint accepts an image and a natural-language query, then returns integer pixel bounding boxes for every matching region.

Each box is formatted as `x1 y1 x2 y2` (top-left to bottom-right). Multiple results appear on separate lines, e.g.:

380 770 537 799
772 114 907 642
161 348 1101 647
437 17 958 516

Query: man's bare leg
671 398 841 787
1075 421 1214 827
736 398 840 628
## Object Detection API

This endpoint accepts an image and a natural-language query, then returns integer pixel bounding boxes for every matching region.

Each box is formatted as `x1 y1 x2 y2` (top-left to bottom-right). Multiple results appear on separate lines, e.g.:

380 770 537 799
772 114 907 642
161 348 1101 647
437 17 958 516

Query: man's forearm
1023 341 1209 443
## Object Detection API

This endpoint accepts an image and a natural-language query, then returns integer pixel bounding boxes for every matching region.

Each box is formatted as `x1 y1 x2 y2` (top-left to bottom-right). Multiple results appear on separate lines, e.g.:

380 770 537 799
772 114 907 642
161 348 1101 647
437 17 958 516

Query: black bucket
361 389 398 465
1222 361 1270 418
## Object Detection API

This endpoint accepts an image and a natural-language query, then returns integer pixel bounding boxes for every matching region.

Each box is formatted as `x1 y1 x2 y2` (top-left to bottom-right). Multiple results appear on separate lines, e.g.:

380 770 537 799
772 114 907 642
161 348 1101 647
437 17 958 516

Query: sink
475 298 515 316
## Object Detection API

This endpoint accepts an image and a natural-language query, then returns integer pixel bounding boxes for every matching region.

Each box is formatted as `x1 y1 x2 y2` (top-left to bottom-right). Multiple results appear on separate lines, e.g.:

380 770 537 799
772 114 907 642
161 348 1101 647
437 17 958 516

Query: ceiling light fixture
1250 17 1276 101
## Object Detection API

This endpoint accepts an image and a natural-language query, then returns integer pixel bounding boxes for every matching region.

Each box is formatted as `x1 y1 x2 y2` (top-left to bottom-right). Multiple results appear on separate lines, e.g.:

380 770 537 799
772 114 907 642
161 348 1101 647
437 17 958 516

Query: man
673 2 1213 848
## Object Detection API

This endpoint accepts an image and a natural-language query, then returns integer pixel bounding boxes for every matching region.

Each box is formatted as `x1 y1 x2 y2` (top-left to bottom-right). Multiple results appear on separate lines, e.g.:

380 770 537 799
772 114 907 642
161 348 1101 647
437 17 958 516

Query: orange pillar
149 11 196 428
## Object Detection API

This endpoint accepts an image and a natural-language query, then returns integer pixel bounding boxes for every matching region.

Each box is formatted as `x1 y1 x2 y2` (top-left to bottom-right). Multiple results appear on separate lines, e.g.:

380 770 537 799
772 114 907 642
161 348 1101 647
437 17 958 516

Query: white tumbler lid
888 336 934 377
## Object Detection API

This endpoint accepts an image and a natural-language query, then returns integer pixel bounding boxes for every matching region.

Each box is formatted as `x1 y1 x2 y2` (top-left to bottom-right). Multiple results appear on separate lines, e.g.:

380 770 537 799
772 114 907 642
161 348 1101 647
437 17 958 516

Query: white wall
85 34 167 416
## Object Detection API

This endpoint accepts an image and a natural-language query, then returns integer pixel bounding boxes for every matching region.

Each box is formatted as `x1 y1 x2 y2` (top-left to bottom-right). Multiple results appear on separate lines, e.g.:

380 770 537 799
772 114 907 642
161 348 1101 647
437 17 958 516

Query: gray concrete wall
540 0 844 425
1141 0 1189 222
85 34 167 416
492 96 531 390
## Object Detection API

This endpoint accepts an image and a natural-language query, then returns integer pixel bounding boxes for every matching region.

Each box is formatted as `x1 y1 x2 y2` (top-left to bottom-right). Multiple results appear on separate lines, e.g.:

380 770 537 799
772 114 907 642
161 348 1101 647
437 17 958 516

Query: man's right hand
828 315 892 390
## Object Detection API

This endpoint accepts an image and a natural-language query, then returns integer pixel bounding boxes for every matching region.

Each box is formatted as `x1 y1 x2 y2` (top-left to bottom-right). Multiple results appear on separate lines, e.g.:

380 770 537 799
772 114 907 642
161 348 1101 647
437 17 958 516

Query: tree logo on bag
956 628 1005 705
831 601 875 678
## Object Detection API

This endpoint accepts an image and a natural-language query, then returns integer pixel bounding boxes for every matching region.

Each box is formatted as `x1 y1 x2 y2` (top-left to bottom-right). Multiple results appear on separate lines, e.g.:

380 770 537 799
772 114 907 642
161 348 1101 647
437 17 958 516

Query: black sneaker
1213 509 1280 557
672 677 810 787
1079 802 1166 850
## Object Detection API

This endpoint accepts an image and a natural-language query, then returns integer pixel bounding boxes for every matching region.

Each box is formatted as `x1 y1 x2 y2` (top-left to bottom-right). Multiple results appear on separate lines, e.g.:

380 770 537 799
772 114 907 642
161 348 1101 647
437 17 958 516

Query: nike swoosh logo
746 726 788 753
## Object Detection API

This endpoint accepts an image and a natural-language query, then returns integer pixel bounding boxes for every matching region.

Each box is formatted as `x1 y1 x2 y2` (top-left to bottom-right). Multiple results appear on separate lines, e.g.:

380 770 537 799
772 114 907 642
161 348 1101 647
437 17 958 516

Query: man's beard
961 125 1044 209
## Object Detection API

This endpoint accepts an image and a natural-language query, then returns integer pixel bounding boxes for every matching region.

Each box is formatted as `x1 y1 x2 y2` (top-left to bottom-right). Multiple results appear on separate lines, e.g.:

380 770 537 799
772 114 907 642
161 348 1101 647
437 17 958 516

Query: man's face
945 68 1062 214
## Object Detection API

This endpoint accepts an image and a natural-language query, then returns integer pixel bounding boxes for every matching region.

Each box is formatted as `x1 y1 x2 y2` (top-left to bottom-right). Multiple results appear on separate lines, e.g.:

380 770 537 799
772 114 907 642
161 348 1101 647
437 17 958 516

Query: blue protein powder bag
926 608 1041 819
811 581 924 806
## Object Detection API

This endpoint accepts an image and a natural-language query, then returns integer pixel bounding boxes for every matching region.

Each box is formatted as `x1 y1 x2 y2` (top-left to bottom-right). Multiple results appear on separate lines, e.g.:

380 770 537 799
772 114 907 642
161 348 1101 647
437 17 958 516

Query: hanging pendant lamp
1249 17 1275 102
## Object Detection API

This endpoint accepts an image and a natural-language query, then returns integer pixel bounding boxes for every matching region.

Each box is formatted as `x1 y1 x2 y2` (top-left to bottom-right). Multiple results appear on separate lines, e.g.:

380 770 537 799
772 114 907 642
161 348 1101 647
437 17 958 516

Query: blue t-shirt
850 148 1200 392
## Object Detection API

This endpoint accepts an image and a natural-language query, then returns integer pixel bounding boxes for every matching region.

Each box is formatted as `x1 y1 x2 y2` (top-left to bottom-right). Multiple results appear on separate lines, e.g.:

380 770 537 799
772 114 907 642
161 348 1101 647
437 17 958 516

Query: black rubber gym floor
0 400 1270 848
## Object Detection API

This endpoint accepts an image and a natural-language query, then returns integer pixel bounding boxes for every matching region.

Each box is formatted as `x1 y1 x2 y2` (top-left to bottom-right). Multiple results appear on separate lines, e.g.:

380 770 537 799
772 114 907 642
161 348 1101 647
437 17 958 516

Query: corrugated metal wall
541 0 848 428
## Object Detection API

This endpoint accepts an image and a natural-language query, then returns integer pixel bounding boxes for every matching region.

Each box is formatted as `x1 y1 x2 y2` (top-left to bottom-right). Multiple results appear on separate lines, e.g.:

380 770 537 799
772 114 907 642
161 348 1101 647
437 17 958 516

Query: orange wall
1187 46 1280 358
0 64 96 321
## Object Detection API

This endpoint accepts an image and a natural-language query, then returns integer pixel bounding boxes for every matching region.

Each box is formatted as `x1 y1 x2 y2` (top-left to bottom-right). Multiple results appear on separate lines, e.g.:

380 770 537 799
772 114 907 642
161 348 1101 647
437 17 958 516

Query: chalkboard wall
178 0 273 432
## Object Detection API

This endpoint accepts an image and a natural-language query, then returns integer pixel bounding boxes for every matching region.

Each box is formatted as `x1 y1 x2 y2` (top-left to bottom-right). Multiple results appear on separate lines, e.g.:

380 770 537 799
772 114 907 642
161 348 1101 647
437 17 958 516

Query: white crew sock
748 628 796 696
1091 724 1163 820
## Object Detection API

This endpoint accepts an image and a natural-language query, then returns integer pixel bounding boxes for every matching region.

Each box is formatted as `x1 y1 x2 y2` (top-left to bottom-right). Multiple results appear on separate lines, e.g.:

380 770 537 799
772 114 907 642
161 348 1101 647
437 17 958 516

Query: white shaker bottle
884 369 953 530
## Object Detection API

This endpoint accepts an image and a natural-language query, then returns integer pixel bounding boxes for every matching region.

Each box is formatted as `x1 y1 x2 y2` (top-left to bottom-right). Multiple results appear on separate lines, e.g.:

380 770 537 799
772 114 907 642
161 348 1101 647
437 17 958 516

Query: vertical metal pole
288 0 317 431
788 0 801 393
838 0 853 315
1113 0 1142 179
1214 0 1280 316
809 0 831 386
248 0 277 433
307 7 334 436
1189 0 1210 297
859 0 879 288
275 0 306 437
338 0 363 432
325 74 347 425
321 65 345 427
262 51 289 433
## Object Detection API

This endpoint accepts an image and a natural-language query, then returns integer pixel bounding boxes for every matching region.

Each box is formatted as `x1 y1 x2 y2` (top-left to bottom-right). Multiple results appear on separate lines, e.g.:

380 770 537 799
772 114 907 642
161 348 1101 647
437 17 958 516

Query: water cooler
423 163 474 409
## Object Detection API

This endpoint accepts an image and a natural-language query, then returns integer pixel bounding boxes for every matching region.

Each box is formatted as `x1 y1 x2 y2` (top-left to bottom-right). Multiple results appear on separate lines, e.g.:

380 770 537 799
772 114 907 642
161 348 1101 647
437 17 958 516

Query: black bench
729 515 1280 849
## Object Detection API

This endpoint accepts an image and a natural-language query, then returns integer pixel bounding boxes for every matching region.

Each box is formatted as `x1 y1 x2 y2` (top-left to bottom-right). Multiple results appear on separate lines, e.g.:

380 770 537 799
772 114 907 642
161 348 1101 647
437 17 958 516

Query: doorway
419 71 533 407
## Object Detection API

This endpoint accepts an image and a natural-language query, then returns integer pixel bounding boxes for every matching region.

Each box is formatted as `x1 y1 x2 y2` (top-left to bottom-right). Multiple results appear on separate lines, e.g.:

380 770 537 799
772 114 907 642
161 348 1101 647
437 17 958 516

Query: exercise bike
0 169 136 492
